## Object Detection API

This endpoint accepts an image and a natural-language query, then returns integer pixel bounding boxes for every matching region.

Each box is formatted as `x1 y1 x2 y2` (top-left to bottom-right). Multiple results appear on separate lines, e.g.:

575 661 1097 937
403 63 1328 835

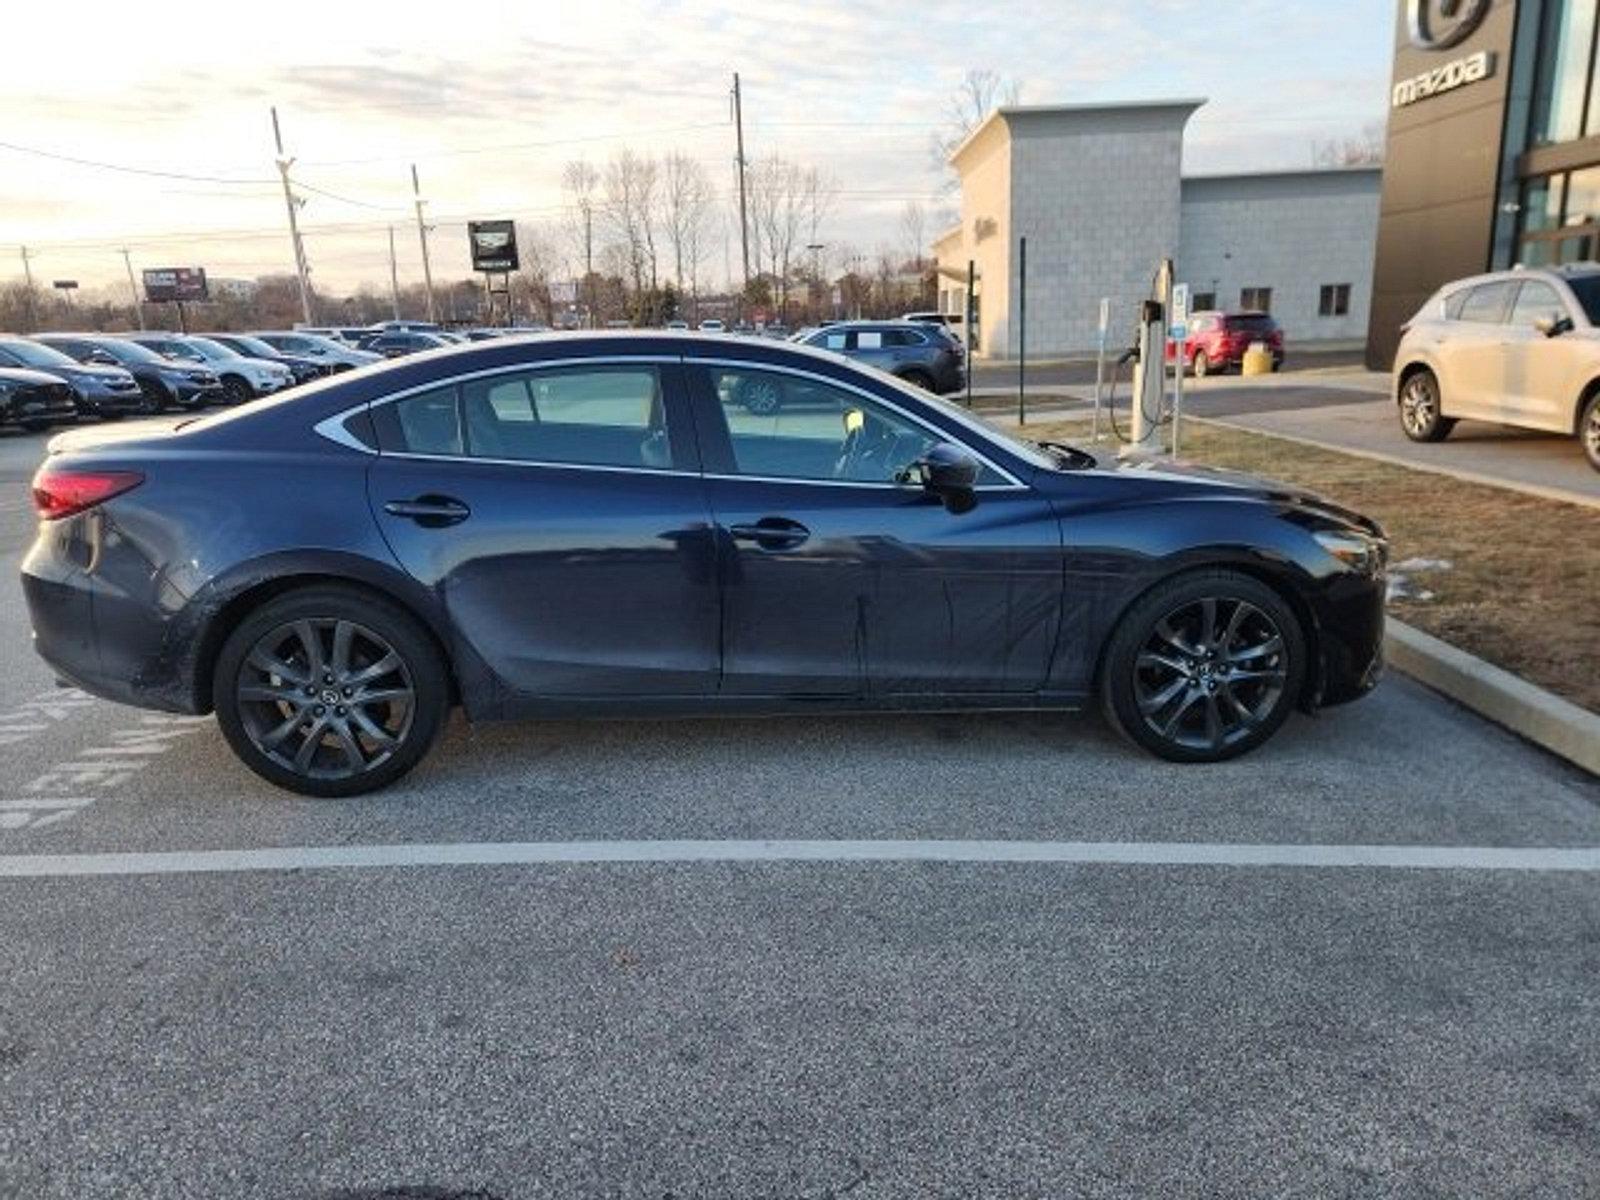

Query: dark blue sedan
22 333 1386 795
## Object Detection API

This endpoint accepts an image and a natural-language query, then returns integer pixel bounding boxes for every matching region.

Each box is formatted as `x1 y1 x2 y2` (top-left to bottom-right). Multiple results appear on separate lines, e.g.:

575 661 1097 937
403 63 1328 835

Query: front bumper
73 383 147 416
2 384 78 426
1311 572 1385 708
168 379 226 407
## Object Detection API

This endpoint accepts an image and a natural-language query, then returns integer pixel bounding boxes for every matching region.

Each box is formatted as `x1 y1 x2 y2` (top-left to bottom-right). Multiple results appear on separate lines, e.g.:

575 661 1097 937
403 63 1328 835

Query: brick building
932 100 1382 358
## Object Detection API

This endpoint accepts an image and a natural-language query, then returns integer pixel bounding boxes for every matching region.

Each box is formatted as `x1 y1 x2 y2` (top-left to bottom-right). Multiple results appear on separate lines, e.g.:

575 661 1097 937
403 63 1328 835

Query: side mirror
1535 315 1573 338
907 442 980 512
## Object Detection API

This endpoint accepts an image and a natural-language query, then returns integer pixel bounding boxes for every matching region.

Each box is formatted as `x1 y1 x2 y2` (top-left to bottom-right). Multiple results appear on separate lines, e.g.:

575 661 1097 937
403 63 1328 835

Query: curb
1194 416 1600 512
1385 620 1600 777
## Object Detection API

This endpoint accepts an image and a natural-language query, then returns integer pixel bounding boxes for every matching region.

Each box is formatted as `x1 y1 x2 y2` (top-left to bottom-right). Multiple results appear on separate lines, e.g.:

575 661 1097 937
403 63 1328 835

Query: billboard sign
468 220 519 273
142 267 208 303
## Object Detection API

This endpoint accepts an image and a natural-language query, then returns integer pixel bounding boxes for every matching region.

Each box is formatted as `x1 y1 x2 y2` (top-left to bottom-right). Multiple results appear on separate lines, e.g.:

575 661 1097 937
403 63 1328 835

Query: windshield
98 339 167 364
228 335 280 357
902 386 1058 473
0 339 76 367
183 337 237 361
1564 275 1600 324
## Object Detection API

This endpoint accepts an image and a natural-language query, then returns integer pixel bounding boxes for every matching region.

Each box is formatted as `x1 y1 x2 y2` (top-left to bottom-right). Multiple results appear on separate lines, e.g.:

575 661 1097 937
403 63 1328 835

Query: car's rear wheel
213 587 449 797
899 368 935 391
1581 391 1600 473
1100 570 1305 763
738 375 784 415
1398 369 1455 442
1192 351 1210 379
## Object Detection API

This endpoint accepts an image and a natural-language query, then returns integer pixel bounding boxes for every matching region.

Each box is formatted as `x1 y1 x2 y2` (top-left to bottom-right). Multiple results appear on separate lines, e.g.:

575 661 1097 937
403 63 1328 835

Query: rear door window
1507 281 1569 328
1457 281 1516 324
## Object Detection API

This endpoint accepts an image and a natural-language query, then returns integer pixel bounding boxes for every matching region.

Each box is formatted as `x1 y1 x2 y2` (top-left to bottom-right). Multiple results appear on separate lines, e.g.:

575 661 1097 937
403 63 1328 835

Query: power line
0 138 273 185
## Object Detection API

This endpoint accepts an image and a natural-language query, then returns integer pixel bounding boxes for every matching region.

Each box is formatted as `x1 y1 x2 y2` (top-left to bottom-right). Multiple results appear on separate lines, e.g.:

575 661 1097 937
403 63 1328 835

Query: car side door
685 360 1063 697
365 357 720 709
1438 280 1516 420
1500 280 1587 431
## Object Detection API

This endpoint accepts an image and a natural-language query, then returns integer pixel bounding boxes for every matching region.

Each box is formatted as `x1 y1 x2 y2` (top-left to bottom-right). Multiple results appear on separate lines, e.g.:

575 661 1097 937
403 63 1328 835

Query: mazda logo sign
1406 0 1490 50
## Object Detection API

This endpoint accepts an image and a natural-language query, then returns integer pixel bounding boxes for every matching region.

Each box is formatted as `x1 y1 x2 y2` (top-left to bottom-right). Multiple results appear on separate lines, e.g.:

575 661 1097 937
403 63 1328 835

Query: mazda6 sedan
22 333 1387 796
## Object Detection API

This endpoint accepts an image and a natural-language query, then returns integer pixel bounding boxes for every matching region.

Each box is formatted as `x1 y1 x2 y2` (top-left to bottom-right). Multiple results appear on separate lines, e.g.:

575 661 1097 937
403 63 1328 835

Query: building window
1517 167 1600 264
1191 291 1216 312
1533 0 1600 145
1240 287 1272 313
1318 284 1351 317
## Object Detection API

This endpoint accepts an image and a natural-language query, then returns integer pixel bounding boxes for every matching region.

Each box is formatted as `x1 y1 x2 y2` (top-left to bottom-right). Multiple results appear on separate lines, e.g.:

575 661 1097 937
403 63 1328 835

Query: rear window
1456 281 1516 323
1223 315 1276 333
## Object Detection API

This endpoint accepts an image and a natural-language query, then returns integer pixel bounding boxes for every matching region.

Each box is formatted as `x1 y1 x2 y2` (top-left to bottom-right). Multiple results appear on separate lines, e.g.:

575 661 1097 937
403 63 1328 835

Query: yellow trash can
1241 342 1274 376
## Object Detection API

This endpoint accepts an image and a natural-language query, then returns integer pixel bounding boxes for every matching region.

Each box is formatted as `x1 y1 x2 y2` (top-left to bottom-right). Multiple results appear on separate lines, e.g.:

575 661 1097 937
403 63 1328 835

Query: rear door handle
728 518 810 549
384 495 471 527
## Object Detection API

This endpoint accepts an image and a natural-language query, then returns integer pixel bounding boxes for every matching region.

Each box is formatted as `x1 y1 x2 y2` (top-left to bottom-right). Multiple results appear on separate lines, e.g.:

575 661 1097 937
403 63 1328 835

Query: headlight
1313 528 1386 576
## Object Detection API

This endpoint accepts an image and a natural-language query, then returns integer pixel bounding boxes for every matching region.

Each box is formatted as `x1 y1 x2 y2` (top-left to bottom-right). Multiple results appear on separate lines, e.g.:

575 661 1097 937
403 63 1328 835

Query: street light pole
120 248 145 330
387 225 401 320
270 107 314 326
411 163 438 325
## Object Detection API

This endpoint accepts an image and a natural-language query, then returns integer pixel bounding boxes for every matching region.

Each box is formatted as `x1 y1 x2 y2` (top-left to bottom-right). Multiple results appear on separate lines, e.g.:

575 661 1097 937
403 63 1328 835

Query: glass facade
1532 0 1600 144
1514 2 1600 265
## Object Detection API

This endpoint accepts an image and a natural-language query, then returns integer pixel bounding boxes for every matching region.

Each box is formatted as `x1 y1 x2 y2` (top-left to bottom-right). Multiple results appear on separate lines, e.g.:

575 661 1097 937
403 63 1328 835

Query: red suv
1166 311 1284 377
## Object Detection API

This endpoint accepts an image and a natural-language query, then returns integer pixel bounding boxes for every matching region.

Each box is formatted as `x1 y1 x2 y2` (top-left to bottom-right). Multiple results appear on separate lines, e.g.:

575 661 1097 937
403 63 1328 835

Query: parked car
1394 264 1600 472
253 331 383 372
795 320 966 399
903 311 965 332
1166 311 1284 377
665 320 690 331
366 330 455 357
0 336 145 420
31 334 223 411
22 331 1386 796
125 333 292 404
0 367 78 431
204 334 326 385
294 326 369 345
698 319 726 333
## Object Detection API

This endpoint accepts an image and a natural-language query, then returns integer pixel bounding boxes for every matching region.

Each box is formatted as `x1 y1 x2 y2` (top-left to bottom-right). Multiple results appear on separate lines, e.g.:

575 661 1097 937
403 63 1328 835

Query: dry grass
1017 415 1600 713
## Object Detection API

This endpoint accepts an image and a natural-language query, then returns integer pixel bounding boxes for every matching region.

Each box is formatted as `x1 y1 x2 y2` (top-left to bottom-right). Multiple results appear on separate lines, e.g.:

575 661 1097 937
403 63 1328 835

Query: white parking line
2 839 1599 879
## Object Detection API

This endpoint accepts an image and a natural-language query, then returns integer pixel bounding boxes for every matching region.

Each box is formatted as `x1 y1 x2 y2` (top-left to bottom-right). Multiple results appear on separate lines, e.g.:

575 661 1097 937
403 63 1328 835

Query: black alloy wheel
214 587 448 796
1581 391 1600 473
739 375 785 416
1101 570 1305 763
221 375 253 405
1398 369 1455 442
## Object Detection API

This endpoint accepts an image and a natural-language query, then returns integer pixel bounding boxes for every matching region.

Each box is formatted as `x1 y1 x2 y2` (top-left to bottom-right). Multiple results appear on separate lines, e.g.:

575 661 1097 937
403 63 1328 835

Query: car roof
1444 264 1600 292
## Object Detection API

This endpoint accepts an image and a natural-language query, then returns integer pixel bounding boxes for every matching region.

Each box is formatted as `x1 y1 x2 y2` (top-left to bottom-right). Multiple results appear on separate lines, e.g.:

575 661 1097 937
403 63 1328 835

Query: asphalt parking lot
2 418 1599 1197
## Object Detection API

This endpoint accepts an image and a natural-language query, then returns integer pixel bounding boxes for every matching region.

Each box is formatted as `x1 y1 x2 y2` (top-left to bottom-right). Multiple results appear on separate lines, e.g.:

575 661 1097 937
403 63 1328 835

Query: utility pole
411 164 438 324
387 225 401 319
582 201 593 328
120 248 145 330
18 246 36 332
270 107 314 326
731 72 751 292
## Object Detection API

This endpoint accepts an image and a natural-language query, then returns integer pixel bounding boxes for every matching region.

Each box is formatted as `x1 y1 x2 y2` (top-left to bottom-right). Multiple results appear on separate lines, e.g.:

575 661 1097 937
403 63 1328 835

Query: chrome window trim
685 355 1027 488
311 351 1030 491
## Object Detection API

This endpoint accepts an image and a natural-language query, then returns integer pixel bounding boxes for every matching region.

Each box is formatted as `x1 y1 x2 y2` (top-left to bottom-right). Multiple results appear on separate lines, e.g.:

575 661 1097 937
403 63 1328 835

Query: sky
1 0 1396 297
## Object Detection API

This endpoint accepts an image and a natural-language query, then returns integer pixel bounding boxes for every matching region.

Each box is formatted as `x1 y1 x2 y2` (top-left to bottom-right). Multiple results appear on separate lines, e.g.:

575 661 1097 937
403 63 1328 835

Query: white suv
1393 264 1600 471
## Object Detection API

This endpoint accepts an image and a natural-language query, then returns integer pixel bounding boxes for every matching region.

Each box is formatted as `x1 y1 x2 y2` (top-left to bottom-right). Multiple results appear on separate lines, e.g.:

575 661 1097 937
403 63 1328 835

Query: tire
1100 569 1306 764
1581 391 1600 473
1192 351 1209 379
1398 368 1455 442
738 375 785 416
212 586 450 797
137 384 164 415
898 369 935 391
221 375 253 405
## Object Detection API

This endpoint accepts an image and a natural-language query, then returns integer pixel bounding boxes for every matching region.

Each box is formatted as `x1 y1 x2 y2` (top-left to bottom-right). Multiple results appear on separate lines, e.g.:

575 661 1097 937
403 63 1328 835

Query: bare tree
1311 120 1385 167
747 155 821 315
900 200 928 272
562 160 600 324
931 68 1022 171
661 151 715 301
602 149 660 317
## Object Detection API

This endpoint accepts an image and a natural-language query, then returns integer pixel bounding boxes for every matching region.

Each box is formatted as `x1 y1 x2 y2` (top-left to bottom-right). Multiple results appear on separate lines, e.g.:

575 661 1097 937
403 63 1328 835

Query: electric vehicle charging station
1119 258 1173 459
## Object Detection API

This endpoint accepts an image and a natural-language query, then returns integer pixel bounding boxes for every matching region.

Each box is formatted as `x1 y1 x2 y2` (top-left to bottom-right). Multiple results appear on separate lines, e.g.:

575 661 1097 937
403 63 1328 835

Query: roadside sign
1169 324 1187 341
1097 296 1109 336
1172 282 1191 324
467 220 519 273
142 267 208 303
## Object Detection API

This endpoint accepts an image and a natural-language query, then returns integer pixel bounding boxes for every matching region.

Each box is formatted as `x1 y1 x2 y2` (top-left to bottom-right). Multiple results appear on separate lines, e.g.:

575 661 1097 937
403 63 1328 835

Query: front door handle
384 495 471 527
728 517 810 549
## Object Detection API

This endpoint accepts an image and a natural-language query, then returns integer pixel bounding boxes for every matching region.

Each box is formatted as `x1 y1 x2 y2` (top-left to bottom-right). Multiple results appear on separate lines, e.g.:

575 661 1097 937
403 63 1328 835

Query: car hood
58 362 135 381
0 366 70 387
1084 455 1382 536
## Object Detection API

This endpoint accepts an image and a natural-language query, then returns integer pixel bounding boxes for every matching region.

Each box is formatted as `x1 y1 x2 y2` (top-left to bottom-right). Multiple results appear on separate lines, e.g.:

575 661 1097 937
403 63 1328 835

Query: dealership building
1369 0 1600 365
932 100 1382 359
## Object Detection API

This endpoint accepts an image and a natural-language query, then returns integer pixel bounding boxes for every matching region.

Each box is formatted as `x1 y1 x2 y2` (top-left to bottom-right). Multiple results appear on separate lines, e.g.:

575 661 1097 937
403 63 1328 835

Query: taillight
31 467 144 520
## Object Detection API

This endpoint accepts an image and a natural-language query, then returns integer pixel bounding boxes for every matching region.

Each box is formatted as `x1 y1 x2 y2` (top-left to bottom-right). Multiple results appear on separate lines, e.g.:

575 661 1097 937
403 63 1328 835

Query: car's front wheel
220 375 253 405
1100 570 1306 763
1581 390 1600 473
213 586 449 797
1398 369 1455 442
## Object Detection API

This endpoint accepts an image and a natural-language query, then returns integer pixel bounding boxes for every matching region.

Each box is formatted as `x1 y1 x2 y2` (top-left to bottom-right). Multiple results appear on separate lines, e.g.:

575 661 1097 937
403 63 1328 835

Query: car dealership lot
1 421 1598 1195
